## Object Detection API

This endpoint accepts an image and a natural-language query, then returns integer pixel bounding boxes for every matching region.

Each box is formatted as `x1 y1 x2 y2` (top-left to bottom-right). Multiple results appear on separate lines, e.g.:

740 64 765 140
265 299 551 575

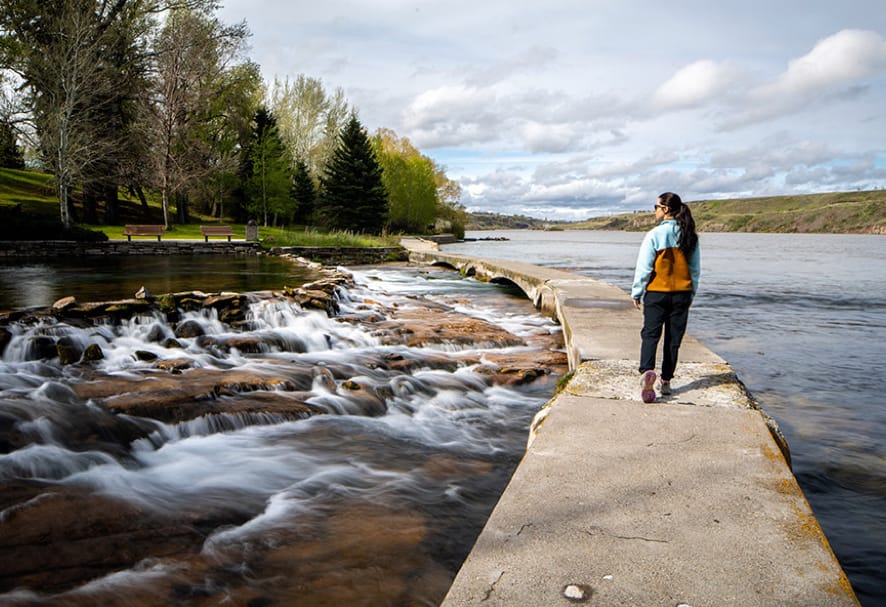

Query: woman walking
631 192 700 403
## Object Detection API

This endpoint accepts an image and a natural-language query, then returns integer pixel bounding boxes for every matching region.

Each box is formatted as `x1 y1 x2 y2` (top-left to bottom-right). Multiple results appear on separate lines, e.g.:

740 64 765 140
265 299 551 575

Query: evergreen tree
291 157 316 225
0 121 25 169
247 107 292 226
318 115 388 234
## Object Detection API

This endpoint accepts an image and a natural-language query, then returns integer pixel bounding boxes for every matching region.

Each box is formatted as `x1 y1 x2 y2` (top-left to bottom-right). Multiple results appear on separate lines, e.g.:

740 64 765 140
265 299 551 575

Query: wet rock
25 335 57 360
155 357 193 372
0 327 11 356
80 343 104 362
370 306 526 349
51 295 77 313
338 380 387 416
134 350 158 362
284 286 339 315
0 481 246 595
71 368 312 423
56 336 83 365
135 285 153 300
174 319 205 338
204 293 248 324
313 366 337 391
157 293 177 313
146 323 169 343
163 337 183 349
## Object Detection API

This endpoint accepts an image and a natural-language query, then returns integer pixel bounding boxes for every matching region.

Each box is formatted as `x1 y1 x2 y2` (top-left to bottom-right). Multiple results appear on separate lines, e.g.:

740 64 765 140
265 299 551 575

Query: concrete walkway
400 238 859 607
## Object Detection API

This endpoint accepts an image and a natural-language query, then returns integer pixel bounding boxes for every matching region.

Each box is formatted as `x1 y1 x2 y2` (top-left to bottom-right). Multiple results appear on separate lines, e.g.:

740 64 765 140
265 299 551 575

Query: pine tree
291 158 316 225
318 115 388 234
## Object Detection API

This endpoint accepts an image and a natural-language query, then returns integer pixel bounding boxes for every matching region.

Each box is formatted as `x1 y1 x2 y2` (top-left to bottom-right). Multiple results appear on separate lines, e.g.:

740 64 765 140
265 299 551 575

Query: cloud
653 60 743 110
722 29 886 128
403 84 502 146
757 29 886 98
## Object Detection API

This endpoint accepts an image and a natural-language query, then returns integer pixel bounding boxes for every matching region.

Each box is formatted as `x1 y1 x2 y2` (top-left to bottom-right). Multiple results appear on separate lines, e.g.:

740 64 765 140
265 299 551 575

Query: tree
291 157 316 225
246 107 291 226
433 163 466 238
372 128 437 233
317 115 388 234
0 120 24 169
150 7 251 227
270 75 351 176
0 0 140 227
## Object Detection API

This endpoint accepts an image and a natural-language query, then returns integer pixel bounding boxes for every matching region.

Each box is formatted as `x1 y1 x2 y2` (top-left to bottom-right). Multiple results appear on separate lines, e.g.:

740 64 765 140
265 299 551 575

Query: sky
218 0 886 220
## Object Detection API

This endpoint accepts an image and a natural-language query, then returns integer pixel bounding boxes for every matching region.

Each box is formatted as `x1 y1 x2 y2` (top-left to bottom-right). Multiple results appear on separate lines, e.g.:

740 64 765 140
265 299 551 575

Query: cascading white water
0 265 564 606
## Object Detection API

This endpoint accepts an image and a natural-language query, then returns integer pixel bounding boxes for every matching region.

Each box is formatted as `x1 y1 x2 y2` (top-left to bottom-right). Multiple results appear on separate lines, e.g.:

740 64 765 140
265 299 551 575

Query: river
0 260 565 606
444 229 886 606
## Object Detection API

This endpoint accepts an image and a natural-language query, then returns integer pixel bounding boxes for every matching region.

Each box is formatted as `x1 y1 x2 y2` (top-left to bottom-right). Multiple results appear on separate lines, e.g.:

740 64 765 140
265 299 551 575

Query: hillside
465 211 549 231
563 190 886 234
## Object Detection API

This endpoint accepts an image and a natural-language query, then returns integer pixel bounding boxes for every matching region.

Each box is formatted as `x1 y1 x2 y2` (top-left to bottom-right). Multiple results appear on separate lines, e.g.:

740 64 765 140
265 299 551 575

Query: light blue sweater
631 219 700 299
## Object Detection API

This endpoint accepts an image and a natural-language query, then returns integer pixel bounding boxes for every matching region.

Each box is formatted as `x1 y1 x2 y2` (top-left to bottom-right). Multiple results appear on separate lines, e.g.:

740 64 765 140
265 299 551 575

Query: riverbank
0 240 407 265
401 238 859 606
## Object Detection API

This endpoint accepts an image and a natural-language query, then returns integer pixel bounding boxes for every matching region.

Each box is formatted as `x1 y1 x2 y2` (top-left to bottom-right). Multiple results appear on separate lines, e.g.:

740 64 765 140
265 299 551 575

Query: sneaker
640 370 657 403
659 379 671 396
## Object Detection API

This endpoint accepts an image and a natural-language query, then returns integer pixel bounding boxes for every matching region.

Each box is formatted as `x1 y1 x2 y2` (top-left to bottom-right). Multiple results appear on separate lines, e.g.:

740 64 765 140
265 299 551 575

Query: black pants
639 290 693 381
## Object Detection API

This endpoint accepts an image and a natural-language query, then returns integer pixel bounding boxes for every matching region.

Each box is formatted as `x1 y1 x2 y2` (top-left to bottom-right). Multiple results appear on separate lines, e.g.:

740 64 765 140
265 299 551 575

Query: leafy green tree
0 0 144 227
433 162 466 238
247 107 291 226
372 128 437 233
291 157 316 225
270 75 351 176
317 115 388 234
0 120 24 169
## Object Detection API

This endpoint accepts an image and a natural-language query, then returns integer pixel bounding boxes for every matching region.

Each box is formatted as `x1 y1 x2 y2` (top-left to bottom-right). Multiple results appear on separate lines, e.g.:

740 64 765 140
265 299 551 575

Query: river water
0 261 564 606
445 230 886 606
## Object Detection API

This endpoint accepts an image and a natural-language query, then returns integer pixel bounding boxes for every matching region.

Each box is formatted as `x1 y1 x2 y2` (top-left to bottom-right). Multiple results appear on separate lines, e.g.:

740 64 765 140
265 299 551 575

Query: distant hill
466 190 886 234
465 211 550 231
560 190 886 234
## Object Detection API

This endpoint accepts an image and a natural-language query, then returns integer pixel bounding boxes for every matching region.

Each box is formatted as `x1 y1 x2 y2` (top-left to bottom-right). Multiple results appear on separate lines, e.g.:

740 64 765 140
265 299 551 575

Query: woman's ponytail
659 192 698 257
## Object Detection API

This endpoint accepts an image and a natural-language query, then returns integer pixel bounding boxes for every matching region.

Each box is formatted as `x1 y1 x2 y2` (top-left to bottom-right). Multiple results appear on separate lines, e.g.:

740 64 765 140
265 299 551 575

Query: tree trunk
58 182 70 228
82 185 99 224
129 185 149 216
103 182 119 224
161 187 171 228
176 191 189 224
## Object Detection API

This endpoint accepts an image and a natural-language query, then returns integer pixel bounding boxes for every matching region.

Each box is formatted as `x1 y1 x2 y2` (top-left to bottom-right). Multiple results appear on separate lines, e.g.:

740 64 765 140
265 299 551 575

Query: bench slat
123 225 165 241
200 225 235 242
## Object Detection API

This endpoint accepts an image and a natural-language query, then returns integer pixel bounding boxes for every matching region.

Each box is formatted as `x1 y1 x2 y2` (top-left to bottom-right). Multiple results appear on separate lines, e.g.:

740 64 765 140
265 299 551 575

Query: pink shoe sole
641 371 657 403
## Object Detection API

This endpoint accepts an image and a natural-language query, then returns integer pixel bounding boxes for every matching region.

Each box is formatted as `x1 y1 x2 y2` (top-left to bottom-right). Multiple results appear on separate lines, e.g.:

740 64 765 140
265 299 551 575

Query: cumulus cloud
653 60 743 110
757 29 886 98
722 29 886 128
403 84 503 146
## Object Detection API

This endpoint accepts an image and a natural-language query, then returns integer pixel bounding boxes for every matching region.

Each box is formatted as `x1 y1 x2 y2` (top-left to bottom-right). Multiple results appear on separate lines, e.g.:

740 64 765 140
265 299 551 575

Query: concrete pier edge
400 238 859 607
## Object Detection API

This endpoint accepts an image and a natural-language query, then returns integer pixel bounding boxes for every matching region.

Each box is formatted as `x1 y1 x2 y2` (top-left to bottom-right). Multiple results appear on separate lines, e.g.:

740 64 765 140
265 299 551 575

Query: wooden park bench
200 225 236 242
123 224 165 241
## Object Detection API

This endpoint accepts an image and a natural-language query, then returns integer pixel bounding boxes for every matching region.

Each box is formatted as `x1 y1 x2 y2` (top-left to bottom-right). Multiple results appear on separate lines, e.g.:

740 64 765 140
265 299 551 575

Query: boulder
80 343 104 362
174 319 205 338
56 336 83 365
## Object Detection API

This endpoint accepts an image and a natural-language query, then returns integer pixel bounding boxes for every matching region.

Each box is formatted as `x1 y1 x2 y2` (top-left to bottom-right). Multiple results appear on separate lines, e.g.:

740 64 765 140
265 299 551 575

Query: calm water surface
446 230 886 605
0 256 320 310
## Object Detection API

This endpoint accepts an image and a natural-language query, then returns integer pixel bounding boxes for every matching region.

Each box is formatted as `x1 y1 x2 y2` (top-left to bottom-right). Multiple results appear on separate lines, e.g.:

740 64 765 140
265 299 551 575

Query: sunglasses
654 204 668 210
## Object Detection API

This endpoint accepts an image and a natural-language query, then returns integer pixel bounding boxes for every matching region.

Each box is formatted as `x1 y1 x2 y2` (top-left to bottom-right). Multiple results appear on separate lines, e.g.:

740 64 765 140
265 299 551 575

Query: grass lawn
0 167 400 247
